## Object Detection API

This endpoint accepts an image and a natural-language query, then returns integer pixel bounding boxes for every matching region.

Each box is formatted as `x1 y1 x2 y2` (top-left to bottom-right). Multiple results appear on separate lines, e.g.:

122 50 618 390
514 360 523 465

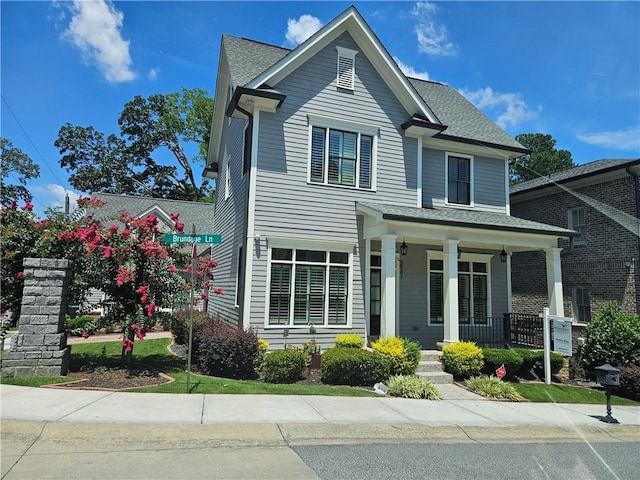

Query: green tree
511 133 575 183
0 138 40 206
55 87 214 201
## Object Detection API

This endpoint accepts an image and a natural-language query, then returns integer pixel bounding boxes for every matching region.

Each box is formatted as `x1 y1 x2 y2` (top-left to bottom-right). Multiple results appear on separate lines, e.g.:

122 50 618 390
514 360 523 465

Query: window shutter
310 127 325 182
359 135 372 188
328 266 348 324
269 265 291 324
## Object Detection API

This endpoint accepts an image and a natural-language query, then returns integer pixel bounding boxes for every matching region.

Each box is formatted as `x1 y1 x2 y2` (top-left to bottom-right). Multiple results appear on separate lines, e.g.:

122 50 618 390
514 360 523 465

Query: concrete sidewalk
2 384 639 441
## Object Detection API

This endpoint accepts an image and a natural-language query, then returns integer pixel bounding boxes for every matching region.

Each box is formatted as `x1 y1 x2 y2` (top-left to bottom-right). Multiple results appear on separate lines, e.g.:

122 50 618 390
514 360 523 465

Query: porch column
443 240 459 344
545 247 564 316
380 234 397 337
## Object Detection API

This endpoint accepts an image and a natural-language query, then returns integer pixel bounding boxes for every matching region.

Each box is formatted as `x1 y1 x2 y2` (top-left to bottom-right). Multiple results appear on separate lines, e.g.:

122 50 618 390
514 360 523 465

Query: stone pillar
1 258 73 377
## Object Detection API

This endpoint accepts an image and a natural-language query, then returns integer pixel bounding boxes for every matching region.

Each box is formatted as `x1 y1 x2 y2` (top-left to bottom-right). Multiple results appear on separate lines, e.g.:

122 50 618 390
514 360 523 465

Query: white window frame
445 152 474 207
572 286 591 323
307 114 378 191
264 239 354 329
426 251 492 326
336 46 358 90
568 207 587 246
234 245 243 308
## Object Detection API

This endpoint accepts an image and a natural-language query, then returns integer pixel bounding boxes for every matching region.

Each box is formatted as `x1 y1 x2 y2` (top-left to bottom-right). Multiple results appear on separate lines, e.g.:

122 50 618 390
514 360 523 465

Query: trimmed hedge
193 315 260 380
481 348 523 379
371 336 421 376
321 347 390 386
261 349 307 383
335 333 364 349
441 341 484 379
613 364 640 401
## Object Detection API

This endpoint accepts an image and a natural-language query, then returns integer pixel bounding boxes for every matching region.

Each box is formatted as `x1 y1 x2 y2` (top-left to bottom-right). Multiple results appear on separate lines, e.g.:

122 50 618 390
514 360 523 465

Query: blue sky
2 1 639 216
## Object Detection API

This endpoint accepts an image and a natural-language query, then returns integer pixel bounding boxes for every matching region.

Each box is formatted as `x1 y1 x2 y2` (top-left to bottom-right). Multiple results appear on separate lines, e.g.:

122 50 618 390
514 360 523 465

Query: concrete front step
415 371 454 384
419 350 442 362
417 360 445 372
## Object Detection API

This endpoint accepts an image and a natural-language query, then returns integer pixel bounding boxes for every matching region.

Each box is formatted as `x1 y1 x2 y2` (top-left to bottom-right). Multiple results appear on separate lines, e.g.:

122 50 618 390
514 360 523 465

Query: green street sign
163 233 222 244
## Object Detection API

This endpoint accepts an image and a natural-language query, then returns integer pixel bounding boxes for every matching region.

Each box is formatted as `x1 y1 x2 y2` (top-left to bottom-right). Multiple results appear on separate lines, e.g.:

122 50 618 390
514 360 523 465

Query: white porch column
380 234 397 338
443 240 459 344
545 247 564 316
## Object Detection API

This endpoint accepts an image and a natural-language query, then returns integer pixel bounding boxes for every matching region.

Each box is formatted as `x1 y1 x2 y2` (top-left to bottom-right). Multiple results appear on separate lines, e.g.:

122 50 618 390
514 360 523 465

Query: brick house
510 158 640 324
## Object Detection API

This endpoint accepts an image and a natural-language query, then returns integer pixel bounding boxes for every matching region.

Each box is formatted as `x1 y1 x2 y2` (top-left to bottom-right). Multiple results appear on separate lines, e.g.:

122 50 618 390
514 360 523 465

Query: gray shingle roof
408 79 526 152
222 35 525 152
358 202 577 237
510 158 640 194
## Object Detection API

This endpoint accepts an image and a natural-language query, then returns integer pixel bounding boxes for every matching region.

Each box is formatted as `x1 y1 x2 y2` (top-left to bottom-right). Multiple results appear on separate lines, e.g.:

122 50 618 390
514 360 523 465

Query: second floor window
573 287 591 323
310 126 373 189
447 155 471 205
568 207 587 245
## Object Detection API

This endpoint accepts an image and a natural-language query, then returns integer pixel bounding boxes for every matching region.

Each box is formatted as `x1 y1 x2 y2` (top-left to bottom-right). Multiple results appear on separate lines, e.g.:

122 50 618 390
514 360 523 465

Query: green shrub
371 336 421 376
321 347 390 386
261 349 307 383
441 341 484 379
580 302 640 375
387 375 441 400
466 375 521 400
530 350 564 376
613 364 640 401
335 333 363 348
254 338 269 371
511 348 538 375
193 315 260 380
481 348 523 379
65 315 97 336
170 308 208 345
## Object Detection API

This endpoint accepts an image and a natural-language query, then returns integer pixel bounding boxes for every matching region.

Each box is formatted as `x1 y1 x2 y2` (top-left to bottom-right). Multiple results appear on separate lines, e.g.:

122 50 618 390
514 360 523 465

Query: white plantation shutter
269 264 291 324
359 135 372 189
328 266 348 324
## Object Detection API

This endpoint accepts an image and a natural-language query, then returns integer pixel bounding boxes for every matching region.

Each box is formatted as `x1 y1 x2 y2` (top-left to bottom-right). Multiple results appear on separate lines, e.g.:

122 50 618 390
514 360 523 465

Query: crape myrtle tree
1 196 223 362
55 87 214 202
54 197 223 363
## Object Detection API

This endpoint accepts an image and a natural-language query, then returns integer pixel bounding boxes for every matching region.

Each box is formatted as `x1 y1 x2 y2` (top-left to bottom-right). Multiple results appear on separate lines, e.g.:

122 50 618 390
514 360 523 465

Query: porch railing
458 313 543 349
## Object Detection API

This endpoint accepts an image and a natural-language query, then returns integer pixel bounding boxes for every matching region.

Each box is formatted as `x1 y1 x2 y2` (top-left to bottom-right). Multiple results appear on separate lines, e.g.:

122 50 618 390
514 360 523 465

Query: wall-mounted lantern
500 247 508 263
595 363 621 424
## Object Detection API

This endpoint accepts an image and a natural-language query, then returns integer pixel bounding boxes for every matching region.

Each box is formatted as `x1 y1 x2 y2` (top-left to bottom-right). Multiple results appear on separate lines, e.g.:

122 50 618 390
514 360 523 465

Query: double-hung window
427 255 490 326
447 154 472 205
568 207 587 245
573 287 591 323
268 246 351 326
309 116 376 190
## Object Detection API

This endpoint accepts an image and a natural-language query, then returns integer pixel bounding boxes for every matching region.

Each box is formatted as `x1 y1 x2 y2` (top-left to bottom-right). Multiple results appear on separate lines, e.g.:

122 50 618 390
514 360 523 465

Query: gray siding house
203 6 576 349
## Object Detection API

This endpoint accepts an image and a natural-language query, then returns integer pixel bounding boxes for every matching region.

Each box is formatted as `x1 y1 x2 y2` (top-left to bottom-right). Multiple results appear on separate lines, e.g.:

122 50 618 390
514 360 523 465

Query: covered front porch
356 202 577 349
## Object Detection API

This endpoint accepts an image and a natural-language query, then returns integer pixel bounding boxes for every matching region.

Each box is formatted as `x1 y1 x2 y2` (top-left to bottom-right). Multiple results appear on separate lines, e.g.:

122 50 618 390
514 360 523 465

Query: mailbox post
595 363 620 424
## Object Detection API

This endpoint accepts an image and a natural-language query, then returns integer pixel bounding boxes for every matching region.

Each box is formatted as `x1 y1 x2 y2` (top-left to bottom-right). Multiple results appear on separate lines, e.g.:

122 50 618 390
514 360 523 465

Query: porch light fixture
400 239 408 256
500 247 508 263
457 247 462 259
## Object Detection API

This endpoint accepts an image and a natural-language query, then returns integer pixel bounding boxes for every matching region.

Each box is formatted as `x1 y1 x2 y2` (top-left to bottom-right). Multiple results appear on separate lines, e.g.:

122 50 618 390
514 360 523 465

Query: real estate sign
551 316 573 356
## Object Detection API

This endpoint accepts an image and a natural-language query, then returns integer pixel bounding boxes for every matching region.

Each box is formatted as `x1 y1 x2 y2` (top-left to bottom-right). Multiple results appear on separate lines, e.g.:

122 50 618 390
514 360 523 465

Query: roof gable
243 6 439 124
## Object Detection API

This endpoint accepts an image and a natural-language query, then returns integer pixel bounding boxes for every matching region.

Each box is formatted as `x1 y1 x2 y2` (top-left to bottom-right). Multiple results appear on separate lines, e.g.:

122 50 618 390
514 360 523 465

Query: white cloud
61 0 136 83
32 184 81 212
285 14 323 46
411 2 457 57
459 87 540 130
393 57 430 80
577 128 640 151
148 68 160 80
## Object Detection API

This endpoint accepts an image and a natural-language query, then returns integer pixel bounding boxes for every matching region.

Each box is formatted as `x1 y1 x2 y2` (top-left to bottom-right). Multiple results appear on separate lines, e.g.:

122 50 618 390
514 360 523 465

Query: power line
1 95 69 188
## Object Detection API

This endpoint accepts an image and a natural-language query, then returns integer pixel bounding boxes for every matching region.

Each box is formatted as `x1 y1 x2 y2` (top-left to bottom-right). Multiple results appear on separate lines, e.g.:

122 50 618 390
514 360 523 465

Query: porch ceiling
356 202 578 251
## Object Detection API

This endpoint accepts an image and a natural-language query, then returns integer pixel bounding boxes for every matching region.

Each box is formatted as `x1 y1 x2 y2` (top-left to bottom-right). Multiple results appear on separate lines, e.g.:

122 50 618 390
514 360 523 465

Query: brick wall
511 174 639 319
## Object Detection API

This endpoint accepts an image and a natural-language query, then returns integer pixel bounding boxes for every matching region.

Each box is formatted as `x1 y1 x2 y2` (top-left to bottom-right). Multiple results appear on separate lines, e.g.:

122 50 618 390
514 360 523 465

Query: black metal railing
458 317 509 348
504 313 543 349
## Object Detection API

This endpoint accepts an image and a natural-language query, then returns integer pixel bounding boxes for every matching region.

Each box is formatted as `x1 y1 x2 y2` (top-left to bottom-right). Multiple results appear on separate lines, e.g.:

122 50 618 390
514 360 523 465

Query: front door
370 254 381 336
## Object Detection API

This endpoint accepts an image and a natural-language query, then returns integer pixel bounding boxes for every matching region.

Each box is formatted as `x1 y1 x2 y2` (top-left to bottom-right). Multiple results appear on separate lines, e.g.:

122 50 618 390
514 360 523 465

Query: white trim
444 152 474 207
307 115 378 191
263 241 355 328
504 159 510 215
416 137 423 208
234 245 242 308
364 239 372 339
242 110 260 329
224 152 231 201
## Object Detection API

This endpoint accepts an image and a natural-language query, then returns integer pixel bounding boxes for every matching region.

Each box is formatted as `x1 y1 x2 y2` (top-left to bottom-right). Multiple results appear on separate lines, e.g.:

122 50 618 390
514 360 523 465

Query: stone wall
1 258 73 377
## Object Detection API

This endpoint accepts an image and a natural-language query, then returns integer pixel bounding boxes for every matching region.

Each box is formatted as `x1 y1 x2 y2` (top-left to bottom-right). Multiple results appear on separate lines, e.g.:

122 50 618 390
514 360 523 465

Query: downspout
625 165 640 312
236 104 254 329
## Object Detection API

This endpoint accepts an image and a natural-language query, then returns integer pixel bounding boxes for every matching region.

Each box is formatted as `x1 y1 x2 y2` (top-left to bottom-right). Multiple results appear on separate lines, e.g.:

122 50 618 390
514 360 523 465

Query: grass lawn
2 338 376 397
512 382 639 406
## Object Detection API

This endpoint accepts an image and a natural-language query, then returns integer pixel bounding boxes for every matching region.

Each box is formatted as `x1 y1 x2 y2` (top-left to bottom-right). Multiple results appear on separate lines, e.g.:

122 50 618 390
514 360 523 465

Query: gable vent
336 46 358 90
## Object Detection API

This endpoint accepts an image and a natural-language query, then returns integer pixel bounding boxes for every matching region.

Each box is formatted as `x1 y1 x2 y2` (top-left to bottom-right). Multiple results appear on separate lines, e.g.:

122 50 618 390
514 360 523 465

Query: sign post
164 230 222 393
542 307 573 385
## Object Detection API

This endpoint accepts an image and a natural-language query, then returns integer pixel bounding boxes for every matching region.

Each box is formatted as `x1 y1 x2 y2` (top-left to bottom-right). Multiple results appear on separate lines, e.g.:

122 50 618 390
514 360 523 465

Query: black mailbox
595 363 620 387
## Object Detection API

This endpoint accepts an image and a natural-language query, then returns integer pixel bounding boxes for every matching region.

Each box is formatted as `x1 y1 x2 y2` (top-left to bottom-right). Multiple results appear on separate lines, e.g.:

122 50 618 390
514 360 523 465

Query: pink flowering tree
55 198 222 363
